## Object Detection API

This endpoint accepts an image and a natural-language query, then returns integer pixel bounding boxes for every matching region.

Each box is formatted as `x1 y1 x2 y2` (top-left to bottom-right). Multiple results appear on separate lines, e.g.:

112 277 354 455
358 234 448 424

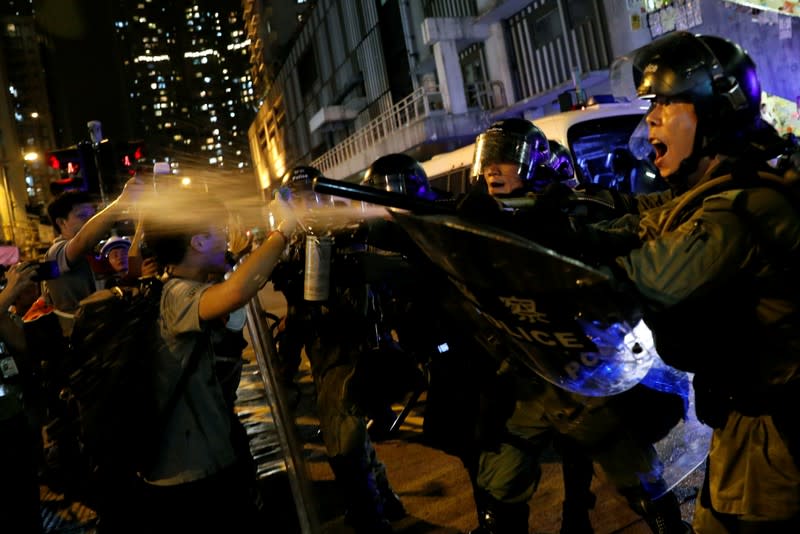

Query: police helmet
280 165 322 194
471 118 550 186
633 32 761 146
361 153 435 200
279 166 335 208
546 140 577 187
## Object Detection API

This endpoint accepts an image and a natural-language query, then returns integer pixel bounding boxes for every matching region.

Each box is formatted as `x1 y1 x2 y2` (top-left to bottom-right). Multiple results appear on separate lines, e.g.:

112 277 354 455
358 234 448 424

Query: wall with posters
698 1 799 133
626 0 799 130
695 2 799 103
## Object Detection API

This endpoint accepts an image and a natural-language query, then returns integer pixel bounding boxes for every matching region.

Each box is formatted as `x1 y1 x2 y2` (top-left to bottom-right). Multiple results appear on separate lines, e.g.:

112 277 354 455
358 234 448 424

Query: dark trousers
133 461 261 534
0 411 43 534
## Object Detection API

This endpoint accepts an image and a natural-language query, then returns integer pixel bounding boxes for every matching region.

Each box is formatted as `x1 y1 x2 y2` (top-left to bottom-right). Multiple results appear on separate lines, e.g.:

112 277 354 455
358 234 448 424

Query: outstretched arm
64 178 146 265
198 199 296 320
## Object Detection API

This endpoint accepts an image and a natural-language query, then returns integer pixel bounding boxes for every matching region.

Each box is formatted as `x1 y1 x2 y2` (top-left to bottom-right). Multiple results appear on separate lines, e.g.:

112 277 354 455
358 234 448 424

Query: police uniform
601 30 800 530
602 163 800 528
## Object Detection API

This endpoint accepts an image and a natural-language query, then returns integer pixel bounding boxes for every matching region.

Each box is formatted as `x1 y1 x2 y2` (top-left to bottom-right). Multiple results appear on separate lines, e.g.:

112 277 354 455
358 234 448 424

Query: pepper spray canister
304 234 332 301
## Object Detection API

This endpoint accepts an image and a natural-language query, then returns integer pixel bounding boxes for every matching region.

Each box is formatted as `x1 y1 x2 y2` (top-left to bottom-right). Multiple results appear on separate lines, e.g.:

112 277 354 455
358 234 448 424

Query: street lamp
23 151 39 162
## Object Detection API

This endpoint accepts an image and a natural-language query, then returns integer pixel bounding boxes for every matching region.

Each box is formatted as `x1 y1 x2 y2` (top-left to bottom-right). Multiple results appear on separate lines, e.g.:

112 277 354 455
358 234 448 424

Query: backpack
64 276 172 478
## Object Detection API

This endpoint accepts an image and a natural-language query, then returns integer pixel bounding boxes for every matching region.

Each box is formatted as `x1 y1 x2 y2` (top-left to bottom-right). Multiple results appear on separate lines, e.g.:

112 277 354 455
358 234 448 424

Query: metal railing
311 86 444 175
309 77 507 177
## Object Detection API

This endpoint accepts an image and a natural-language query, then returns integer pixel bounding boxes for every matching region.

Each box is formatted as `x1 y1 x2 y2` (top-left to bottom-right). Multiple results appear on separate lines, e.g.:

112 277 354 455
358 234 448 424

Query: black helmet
471 118 550 187
546 140 577 188
280 165 323 193
361 153 435 200
279 165 334 207
633 32 761 143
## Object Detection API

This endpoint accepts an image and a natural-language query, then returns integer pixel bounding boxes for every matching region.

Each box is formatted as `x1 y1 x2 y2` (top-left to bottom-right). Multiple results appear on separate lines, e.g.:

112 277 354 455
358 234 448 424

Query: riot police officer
358 154 491 457
599 32 800 532
361 153 440 201
464 118 689 534
271 163 418 533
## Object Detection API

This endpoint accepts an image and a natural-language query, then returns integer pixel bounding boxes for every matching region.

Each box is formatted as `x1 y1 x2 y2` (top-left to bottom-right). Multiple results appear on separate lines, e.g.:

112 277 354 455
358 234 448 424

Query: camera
31 260 60 282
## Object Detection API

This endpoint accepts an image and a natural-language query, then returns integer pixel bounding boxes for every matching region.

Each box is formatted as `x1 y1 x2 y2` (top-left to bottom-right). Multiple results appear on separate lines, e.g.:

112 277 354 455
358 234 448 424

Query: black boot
329 455 393 534
557 438 595 534
620 487 691 534
469 490 529 534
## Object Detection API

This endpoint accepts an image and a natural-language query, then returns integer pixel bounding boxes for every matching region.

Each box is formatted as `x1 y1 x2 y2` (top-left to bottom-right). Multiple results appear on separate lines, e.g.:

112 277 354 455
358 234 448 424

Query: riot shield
638 358 712 495
390 210 656 397
391 210 712 494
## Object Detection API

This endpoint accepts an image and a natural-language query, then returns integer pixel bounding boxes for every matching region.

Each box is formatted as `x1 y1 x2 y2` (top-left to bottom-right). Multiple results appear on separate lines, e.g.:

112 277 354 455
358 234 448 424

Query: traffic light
48 140 147 198
95 140 147 197
116 140 146 177
47 144 95 195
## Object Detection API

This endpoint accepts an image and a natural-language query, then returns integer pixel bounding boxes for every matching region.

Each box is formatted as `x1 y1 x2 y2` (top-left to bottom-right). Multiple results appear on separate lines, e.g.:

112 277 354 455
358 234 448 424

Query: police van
420 100 655 194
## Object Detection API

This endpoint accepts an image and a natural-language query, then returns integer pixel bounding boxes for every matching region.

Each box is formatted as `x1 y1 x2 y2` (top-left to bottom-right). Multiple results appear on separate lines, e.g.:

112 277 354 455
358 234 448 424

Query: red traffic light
119 141 146 167
46 147 82 174
48 153 61 170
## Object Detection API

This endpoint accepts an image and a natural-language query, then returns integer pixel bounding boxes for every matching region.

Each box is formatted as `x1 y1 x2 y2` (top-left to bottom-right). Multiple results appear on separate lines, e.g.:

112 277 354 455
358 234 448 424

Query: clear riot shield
639 358 712 494
390 210 656 397
390 210 712 494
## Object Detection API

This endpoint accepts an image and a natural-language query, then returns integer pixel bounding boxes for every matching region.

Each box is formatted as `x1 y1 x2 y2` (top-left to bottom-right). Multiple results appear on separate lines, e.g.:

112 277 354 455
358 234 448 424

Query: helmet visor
280 187 336 210
471 130 549 181
628 115 655 161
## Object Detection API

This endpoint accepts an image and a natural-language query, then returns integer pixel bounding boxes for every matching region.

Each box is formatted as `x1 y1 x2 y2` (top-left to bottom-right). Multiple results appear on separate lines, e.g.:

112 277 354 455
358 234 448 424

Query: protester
44 179 145 334
100 236 131 274
137 188 296 533
0 262 44 534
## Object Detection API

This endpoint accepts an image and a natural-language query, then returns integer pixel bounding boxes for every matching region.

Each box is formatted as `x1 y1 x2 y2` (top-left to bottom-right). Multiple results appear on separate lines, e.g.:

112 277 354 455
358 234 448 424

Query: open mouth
651 140 668 162
488 180 505 189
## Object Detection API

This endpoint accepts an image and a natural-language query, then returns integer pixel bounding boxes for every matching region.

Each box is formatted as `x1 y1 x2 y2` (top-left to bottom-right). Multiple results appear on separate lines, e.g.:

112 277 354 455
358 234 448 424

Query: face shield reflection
610 54 656 162
387 174 436 200
283 187 338 211
471 131 531 183
629 115 656 161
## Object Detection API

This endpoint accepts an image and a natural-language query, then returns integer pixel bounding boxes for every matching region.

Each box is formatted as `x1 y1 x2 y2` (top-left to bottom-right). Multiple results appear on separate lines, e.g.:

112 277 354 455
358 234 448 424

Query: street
289 358 703 534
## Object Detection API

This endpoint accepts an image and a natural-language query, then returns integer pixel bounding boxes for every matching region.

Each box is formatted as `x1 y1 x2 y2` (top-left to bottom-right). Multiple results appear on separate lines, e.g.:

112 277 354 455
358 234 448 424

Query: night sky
34 0 133 148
